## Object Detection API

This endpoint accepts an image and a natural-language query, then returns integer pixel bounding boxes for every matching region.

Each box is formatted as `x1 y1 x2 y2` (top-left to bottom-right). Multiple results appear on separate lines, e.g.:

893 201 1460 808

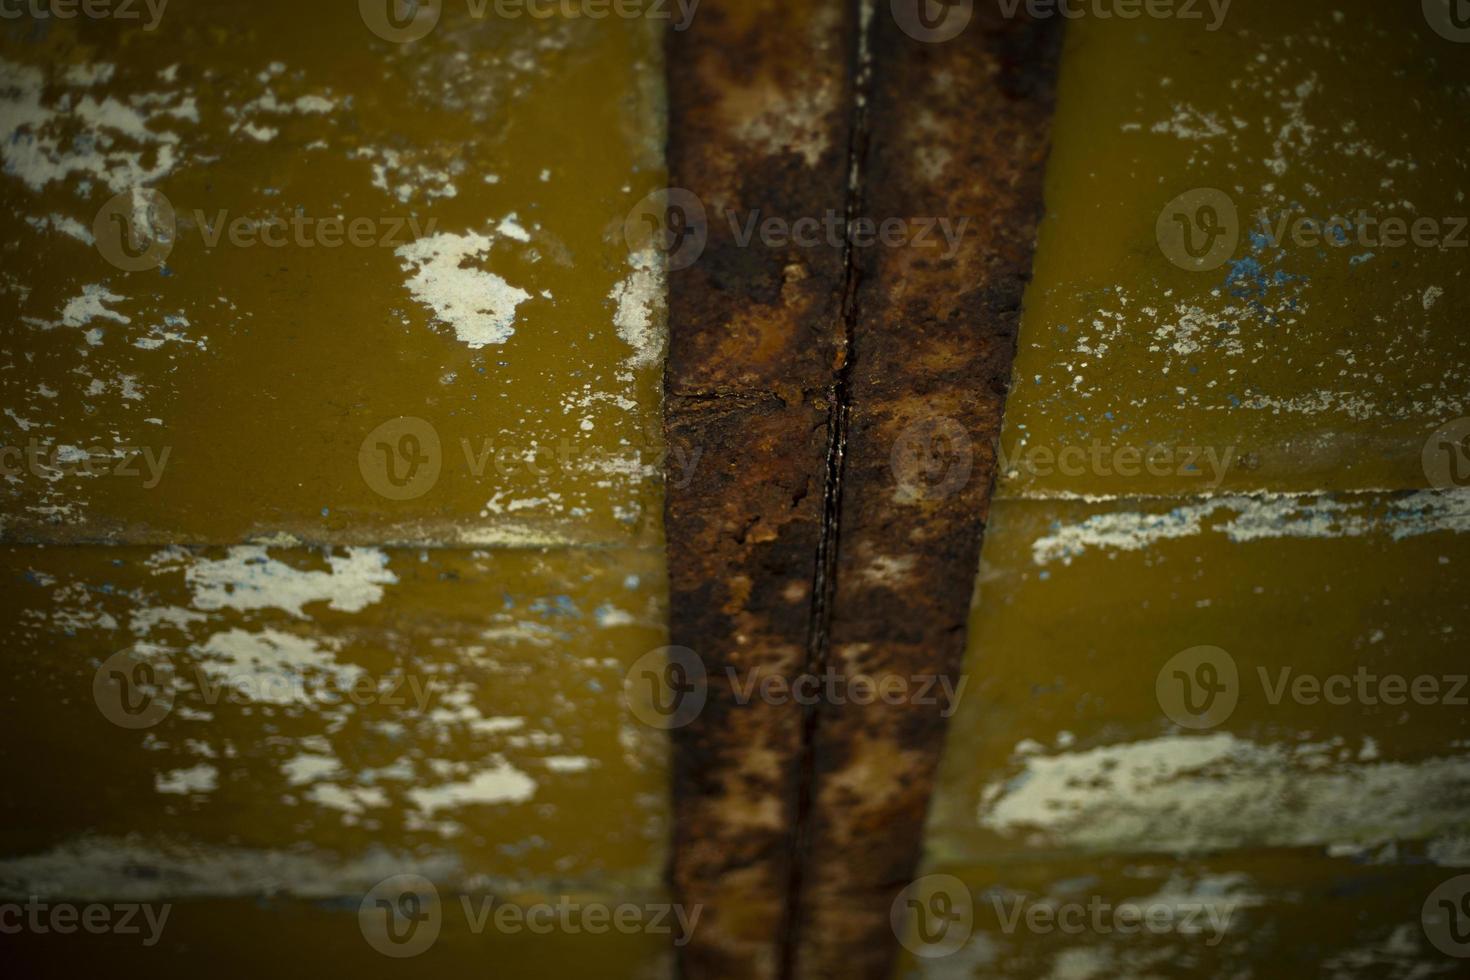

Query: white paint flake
1032 491 1470 566
979 733 1470 856
609 246 666 370
155 764 219 795
195 628 364 707
172 546 397 618
395 231 532 348
406 761 537 814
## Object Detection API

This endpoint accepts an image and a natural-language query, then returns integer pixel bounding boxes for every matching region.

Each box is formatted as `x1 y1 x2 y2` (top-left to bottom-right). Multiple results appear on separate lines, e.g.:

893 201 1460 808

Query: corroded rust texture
663 1 857 976
666 2 1061 976
789 9 1063 979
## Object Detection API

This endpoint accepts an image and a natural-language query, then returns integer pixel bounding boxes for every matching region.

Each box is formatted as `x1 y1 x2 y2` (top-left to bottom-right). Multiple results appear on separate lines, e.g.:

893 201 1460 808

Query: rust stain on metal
665 3 1062 977
789 9 1063 977
664 1 857 976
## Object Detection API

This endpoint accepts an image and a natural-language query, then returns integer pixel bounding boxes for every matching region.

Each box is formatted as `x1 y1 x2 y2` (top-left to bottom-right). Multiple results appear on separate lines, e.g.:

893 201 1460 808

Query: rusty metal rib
664 3 857 976
664 3 1062 977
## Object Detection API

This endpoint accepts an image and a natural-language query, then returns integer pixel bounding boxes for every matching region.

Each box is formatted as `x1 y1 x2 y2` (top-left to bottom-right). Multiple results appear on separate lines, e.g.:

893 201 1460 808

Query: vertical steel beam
665 3 1061 976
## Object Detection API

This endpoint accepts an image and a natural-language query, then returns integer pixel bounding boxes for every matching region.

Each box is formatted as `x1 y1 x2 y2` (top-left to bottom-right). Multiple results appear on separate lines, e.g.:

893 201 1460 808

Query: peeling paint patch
162 546 397 617
0 57 194 193
543 756 597 773
608 246 667 370
406 761 538 814
23 284 132 335
195 628 363 706
155 763 218 795
1032 491 1470 566
395 231 532 349
0 839 461 901
979 733 1470 855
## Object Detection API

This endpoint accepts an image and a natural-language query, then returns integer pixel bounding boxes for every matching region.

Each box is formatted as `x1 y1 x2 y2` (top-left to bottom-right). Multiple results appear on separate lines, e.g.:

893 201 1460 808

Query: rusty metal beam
788 8 1063 978
664 3 1061 976
664 2 858 976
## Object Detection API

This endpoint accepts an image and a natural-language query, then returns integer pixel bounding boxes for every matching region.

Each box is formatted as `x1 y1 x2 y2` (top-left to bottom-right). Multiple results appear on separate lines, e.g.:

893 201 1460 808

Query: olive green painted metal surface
997 0 1470 499
1 2 667 548
906 2 1470 976
1 3 677 976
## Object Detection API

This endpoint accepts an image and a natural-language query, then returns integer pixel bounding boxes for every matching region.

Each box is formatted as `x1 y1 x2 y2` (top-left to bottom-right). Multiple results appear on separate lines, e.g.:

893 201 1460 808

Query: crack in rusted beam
664 3 858 976
778 2 876 977
664 3 1062 977
786 9 1063 978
